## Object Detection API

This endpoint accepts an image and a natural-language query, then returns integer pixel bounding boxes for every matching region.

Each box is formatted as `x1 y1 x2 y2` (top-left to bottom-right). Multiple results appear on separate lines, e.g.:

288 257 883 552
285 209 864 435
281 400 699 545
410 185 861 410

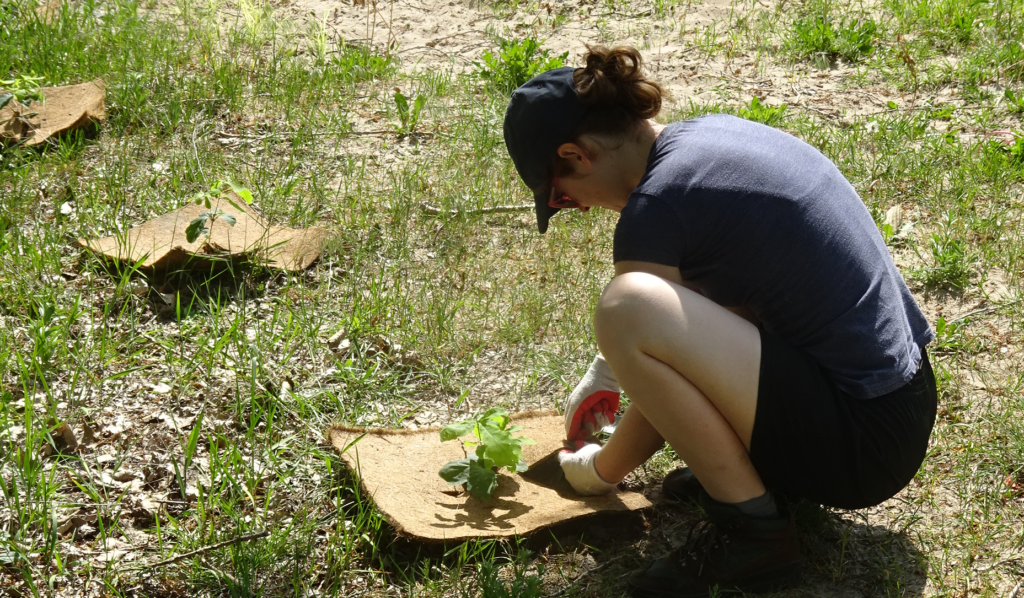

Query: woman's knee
594 272 677 354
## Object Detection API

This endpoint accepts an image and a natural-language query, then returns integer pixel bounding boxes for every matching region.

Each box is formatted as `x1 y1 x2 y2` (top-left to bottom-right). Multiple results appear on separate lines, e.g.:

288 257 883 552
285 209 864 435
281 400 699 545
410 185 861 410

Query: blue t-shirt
613 114 934 399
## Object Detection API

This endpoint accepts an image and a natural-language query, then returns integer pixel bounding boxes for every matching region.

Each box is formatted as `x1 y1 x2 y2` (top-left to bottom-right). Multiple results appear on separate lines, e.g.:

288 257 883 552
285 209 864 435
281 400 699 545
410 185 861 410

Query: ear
556 142 594 174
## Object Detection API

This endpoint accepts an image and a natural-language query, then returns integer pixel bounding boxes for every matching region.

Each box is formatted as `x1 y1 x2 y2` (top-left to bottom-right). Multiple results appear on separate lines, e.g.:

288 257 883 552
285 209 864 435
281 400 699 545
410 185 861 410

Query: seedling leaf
186 216 210 243
439 458 472 485
465 459 499 500
412 94 426 123
440 420 475 442
395 91 409 127
225 180 254 204
478 425 521 470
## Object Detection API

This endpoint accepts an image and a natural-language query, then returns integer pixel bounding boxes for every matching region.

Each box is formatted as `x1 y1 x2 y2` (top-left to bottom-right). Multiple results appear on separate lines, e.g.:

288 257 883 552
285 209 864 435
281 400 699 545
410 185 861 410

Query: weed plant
737 96 787 126
791 15 878 67
476 35 568 94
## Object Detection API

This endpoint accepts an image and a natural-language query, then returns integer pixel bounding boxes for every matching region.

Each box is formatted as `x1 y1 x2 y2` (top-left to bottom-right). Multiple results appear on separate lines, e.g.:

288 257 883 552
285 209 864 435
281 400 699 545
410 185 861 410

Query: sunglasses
547 177 589 211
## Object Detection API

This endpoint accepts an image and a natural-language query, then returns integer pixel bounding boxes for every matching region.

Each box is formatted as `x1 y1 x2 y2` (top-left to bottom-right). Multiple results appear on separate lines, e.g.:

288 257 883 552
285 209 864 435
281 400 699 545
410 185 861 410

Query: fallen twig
1010 581 1022 598
975 552 1024 572
141 530 269 568
949 298 1023 324
203 555 240 585
419 202 533 216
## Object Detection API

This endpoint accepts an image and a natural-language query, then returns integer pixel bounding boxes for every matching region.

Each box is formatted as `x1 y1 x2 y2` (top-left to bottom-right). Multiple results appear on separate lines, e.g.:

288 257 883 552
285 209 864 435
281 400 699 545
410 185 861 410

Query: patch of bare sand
282 0 953 124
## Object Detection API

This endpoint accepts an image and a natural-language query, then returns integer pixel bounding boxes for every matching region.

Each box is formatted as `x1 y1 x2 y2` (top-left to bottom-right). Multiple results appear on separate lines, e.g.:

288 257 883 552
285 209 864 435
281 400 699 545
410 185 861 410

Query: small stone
128 279 148 295
59 201 74 216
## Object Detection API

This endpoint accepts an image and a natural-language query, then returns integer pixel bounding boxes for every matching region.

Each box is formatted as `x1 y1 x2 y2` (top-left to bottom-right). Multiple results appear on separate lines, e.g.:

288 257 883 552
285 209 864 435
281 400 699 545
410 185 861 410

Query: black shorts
748 329 937 510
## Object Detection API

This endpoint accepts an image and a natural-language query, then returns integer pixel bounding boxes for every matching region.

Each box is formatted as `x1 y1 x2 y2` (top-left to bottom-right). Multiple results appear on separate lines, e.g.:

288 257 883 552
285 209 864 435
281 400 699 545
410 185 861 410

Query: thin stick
976 551 1024 572
948 299 1023 324
419 202 532 216
145 530 269 568
1010 581 1022 598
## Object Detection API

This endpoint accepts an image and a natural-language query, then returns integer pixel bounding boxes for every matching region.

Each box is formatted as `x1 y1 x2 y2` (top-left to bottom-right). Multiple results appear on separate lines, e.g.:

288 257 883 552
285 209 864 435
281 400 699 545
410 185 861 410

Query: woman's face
551 167 625 212
552 135 642 213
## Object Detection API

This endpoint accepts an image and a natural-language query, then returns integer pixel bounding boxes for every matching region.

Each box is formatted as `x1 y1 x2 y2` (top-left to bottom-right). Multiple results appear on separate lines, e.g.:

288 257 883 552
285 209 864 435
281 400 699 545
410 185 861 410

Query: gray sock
733 491 779 518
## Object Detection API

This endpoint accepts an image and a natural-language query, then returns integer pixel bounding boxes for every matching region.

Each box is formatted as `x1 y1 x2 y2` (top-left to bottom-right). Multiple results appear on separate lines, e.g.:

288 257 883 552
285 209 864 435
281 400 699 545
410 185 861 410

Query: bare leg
594 404 665 483
594 272 765 504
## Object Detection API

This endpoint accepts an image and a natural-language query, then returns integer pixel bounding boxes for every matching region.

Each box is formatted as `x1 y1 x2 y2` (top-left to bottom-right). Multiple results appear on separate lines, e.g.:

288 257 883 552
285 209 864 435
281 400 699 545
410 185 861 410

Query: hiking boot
627 490 802 598
662 467 704 502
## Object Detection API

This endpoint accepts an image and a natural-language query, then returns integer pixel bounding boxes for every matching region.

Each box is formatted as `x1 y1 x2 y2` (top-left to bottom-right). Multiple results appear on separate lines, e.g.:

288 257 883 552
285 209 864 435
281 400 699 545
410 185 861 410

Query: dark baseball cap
503 67 588 234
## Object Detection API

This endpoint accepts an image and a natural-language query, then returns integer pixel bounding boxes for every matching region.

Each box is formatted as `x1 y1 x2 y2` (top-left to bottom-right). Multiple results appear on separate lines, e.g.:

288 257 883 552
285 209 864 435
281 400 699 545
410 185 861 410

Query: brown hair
571 45 663 139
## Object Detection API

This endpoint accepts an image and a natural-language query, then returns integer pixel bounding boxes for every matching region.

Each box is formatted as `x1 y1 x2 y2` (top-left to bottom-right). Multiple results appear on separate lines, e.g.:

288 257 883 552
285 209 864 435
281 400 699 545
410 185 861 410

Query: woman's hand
557 443 616 495
564 354 621 447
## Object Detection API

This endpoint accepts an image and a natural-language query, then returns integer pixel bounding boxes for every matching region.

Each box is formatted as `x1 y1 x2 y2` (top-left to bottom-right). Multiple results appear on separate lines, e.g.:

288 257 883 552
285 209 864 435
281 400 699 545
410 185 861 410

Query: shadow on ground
345 463 927 598
569 499 928 598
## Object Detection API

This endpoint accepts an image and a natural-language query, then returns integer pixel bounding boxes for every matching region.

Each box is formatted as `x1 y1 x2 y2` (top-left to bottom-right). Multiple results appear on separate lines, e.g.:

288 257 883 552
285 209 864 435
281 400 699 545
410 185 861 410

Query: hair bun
574 46 661 120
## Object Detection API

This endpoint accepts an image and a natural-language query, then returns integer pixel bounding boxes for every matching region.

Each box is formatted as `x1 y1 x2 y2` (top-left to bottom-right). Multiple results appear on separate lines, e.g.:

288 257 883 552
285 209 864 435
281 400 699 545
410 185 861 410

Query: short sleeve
613 194 686 267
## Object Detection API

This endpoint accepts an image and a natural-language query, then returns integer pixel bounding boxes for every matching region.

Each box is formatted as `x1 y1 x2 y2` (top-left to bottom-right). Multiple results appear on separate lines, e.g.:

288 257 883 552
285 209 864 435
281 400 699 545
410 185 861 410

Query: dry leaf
0 79 105 146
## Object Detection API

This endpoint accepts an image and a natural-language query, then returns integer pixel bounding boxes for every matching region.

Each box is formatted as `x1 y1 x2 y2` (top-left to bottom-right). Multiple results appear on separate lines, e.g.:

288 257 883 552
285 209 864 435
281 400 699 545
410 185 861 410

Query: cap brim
533 186 560 234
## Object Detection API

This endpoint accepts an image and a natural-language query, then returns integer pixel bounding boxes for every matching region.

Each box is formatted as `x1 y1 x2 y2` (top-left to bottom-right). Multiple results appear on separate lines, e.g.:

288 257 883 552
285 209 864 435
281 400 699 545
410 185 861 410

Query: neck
611 120 665 210
631 119 665 185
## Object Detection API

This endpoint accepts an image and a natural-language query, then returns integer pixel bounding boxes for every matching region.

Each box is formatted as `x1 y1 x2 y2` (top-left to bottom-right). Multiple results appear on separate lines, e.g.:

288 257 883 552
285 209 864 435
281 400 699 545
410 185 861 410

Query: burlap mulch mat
328 410 653 542
1 79 105 146
77 193 329 272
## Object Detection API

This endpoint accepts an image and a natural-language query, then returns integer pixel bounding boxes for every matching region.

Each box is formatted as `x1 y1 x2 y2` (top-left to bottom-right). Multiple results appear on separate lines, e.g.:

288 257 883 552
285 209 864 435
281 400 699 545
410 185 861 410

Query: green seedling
917 231 973 290
791 15 876 68
185 179 254 243
438 408 535 500
394 90 426 136
27 302 59 384
170 410 204 502
983 133 1024 175
476 35 567 94
1005 89 1024 114
738 96 786 126
880 222 895 244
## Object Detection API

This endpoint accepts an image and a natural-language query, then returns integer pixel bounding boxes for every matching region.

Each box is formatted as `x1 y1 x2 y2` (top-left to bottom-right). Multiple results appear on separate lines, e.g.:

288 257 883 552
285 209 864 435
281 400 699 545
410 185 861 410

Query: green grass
1 0 1023 595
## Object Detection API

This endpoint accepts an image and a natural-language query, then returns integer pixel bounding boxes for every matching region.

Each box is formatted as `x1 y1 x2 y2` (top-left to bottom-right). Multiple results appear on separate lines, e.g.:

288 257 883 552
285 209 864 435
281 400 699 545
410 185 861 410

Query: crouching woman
502 46 937 597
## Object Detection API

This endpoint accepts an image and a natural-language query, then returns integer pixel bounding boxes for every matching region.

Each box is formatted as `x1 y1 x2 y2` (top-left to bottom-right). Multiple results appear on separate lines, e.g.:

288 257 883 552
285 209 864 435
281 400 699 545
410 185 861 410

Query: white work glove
564 353 621 449
558 443 616 495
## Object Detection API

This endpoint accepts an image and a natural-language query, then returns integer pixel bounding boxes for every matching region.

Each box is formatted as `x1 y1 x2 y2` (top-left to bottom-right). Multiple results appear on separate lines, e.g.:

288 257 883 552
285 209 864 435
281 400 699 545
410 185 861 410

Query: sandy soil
284 0 957 122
